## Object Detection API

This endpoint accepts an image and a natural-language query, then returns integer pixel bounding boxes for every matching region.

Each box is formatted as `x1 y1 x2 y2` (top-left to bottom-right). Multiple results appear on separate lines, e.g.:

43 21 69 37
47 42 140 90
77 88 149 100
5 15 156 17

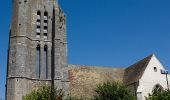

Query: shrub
65 95 84 100
93 81 135 100
23 85 64 100
145 89 170 100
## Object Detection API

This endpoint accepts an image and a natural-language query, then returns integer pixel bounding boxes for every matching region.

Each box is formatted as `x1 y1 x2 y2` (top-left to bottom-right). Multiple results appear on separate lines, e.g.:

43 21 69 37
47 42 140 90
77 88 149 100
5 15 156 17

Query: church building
6 0 170 100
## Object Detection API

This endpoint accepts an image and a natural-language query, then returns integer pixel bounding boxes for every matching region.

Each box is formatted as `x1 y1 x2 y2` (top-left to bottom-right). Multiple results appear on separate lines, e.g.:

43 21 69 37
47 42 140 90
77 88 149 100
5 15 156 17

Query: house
68 54 170 100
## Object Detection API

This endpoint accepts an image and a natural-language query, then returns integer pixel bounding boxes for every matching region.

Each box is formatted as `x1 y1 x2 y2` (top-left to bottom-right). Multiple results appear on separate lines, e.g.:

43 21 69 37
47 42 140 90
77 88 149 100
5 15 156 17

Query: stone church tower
6 0 69 100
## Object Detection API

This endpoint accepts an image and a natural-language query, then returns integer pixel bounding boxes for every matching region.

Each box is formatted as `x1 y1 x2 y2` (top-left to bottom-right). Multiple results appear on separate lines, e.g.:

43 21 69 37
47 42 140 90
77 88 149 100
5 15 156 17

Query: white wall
137 55 169 100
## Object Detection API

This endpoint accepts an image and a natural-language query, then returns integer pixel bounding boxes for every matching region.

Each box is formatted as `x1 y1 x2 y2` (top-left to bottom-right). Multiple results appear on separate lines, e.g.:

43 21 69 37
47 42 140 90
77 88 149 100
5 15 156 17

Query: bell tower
6 0 68 100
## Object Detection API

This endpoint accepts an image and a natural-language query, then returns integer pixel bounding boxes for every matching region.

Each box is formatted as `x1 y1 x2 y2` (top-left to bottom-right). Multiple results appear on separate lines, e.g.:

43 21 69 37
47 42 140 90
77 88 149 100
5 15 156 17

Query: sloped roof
123 54 154 85
68 64 125 99
67 54 156 98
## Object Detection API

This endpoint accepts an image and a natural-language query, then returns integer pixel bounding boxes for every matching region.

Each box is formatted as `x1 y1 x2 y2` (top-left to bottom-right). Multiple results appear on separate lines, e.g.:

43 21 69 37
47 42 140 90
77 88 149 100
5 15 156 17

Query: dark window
154 67 157 72
153 84 163 93
44 33 47 37
44 12 48 17
37 19 41 22
44 12 48 39
24 0 27 3
44 12 48 21
44 20 48 23
36 33 40 35
37 11 41 15
36 11 41 38
37 26 40 28
44 26 47 29
36 45 40 78
44 45 48 79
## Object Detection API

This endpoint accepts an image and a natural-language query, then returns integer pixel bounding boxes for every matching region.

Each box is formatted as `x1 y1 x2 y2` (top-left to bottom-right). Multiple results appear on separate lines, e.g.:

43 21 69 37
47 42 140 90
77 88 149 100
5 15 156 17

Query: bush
145 89 170 100
93 81 135 100
65 95 83 100
23 85 64 100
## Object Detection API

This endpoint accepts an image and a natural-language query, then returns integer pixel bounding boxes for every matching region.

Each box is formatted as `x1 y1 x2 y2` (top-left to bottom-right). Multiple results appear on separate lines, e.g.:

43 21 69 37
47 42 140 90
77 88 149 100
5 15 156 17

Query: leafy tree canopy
146 89 170 100
93 81 135 100
23 85 64 100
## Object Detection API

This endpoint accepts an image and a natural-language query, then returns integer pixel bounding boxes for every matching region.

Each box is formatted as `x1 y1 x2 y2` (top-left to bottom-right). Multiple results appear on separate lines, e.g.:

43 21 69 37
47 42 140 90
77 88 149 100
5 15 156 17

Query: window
36 45 40 78
44 45 48 79
44 12 48 20
44 33 47 39
154 67 157 72
36 28 40 38
37 11 41 16
36 11 41 38
37 11 41 21
44 12 48 39
37 22 40 26
37 26 40 28
152 84 163 93
24 0 27 3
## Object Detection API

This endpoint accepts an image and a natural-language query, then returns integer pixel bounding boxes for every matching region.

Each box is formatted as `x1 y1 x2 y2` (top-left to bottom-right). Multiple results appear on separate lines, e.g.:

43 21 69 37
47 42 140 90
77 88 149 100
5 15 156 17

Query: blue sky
1 0 170 99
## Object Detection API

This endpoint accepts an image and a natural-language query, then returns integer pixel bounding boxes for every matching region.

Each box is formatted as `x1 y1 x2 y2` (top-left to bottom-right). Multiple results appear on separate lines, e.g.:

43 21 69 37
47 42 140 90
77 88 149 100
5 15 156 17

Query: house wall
137 55 169 100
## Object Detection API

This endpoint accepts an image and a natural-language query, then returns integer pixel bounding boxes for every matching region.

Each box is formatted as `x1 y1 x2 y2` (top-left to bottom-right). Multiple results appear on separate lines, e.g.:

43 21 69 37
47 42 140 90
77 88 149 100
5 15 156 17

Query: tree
23 85 64 100
65 95 83 100
145 89 170 100
93 81 135 100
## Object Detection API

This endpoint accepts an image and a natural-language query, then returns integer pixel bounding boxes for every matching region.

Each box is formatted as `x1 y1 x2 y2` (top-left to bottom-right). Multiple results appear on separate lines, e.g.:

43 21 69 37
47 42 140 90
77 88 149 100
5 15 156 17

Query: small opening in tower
37 26 40 28
36 32 40 38
44 34 47 39
44 33 47 36
19 1 21 4
37 19 41 22
36 33 40 36
24 0 27 3
44 12 48 16
44 12 48 21
44 26 47 29
37 11 41 21
37 11 41 15
44 20 48 23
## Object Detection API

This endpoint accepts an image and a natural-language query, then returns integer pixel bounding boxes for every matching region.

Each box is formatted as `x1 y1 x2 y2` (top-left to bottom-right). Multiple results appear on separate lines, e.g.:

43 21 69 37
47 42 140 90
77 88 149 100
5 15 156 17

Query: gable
123 54 153 85
140 54 166 82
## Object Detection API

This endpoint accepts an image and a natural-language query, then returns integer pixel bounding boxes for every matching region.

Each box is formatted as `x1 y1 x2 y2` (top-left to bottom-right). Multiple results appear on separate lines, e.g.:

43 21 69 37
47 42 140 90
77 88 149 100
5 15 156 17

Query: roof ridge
124 54 154 85
126 54 153 70
68 64 125 69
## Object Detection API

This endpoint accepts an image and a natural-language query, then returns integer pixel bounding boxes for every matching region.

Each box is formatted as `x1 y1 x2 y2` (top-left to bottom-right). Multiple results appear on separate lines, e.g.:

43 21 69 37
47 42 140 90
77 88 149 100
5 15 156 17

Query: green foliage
23 81 136 100
93 81 136 100
23 85 64 100
65 95 84 100
145 89 170 100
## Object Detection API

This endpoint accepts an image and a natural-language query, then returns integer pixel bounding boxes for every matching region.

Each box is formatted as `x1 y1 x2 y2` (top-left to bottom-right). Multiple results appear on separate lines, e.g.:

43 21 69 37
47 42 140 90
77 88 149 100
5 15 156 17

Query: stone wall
6 0 68 100
6 77 51 100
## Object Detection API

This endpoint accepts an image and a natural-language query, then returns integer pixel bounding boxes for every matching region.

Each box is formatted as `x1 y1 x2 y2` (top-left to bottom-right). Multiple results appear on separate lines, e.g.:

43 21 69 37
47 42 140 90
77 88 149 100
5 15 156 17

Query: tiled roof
68 64 125 99
123 54 153 85
67 54 154 98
